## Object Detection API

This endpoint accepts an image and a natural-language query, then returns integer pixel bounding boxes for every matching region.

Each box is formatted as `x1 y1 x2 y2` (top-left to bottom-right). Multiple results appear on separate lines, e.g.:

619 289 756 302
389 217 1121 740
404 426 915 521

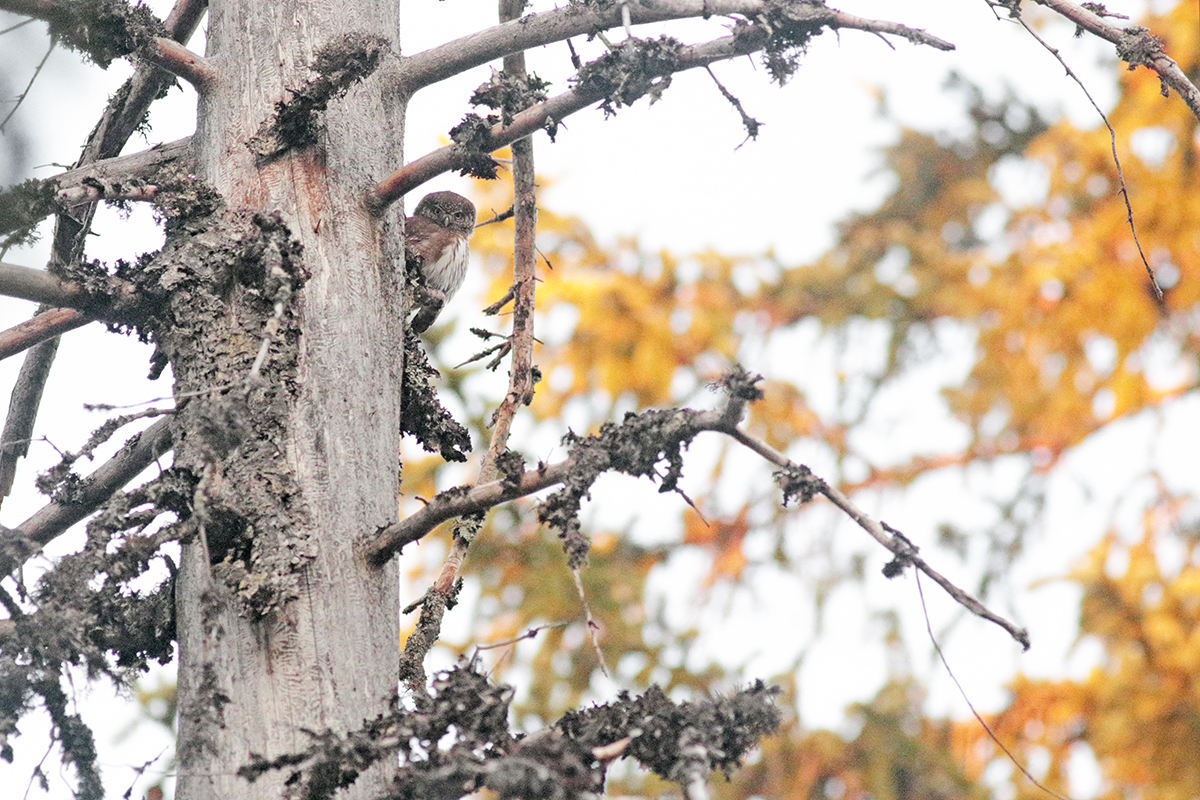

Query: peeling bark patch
539 407 707 568
400 333 471 462
249 33 392 161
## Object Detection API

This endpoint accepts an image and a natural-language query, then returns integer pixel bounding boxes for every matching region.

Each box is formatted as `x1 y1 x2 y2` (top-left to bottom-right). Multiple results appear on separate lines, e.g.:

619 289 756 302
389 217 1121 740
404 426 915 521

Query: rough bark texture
174 2 404 798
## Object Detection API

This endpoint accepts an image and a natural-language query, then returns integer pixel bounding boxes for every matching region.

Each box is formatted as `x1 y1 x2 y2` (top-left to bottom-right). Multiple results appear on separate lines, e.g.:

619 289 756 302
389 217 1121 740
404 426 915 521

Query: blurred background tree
394 2 1200 797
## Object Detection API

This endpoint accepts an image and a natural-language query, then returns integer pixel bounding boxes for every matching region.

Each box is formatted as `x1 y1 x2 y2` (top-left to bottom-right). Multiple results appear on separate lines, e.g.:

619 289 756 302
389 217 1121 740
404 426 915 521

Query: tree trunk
174 2 404 798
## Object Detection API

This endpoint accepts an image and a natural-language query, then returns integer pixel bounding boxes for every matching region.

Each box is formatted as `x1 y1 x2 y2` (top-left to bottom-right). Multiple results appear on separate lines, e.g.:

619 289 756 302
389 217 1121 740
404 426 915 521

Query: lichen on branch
572 35 683 115
539 406 709 567
9 0 168 68
470 68 552 126
237 660 780 800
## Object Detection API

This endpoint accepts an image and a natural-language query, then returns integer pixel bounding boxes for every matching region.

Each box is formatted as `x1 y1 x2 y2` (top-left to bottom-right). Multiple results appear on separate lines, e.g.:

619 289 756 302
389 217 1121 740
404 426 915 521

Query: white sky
1 1 1193 798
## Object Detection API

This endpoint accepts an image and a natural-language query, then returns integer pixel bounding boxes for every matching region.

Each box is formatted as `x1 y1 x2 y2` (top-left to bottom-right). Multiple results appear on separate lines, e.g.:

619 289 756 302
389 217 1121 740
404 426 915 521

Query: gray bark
174 2 404 798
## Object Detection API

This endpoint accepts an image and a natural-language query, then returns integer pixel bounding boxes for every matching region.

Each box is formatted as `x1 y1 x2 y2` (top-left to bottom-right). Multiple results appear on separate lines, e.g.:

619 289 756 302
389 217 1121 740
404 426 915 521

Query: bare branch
724 425 1031 649
0 417 174 578
0 138 195 242
53 136 195 189
367 458 573 567
396 0 953 93
54 181 161 208
140 36 216 90
373 5 953 208
0 308 90 361
0 261 88 306
1033 0 1200 120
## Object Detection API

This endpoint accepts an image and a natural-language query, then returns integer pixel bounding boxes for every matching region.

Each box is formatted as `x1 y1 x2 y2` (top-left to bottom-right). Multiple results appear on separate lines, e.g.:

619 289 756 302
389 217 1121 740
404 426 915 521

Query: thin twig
1013 10 1160 298
726 425 1031 648
704 65 761 146
473 621 569 651
915 571 1071 799
0 32 54 133
397 0 544 688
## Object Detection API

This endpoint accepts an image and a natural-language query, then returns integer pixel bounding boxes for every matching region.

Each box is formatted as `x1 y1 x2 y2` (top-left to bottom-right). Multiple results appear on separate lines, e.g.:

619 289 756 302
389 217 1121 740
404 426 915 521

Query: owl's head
413 191 477 236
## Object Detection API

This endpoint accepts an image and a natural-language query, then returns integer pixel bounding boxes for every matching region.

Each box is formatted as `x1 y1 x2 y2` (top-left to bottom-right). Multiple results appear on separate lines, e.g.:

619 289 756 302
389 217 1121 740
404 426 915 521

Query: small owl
404 191 476 333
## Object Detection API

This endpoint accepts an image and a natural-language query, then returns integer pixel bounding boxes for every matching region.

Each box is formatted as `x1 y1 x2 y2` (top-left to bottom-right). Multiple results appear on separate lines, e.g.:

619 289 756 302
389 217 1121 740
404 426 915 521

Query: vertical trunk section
174 2 403 798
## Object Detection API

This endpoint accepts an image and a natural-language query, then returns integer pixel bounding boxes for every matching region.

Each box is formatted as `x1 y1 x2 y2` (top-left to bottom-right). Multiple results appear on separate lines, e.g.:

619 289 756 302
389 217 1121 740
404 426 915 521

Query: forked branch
371 1 953 207
1031 0 1200 120
367 373 1029 649
395 0 952 93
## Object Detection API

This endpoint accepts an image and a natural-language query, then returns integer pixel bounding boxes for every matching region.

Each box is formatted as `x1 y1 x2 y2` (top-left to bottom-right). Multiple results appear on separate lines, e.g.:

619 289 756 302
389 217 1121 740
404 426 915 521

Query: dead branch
0 308 90 362
0 0 212 87
372 5 953 208
0 138 195 240
0 0 204 506
370 33 757 209
395 0 953 93
367 377 1029 649
53 136 194 192
725 425 1031 648
141 35 215 89
396 0 544 688
1033 0 1200 120
369 457 565 566
54 181 160 208
0 417 175 578
0 261 88 306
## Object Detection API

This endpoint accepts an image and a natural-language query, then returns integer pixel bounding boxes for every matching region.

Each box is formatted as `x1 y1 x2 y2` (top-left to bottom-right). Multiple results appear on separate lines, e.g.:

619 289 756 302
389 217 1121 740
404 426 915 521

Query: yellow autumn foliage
399 3 1200 798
